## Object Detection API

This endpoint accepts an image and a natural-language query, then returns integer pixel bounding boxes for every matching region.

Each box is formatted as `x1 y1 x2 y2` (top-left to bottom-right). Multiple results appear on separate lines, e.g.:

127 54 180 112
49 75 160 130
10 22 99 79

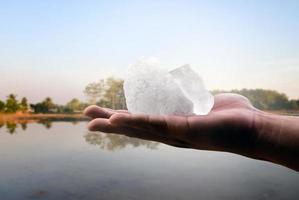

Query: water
0 121 298 200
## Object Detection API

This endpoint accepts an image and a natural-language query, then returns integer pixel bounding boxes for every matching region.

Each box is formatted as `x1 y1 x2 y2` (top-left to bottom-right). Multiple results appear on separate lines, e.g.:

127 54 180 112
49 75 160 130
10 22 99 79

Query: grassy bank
0 113 88 123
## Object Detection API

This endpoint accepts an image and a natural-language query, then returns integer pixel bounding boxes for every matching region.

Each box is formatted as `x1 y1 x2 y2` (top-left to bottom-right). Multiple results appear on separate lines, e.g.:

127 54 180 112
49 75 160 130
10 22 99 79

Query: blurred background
0 1 298 200
0 0 298 106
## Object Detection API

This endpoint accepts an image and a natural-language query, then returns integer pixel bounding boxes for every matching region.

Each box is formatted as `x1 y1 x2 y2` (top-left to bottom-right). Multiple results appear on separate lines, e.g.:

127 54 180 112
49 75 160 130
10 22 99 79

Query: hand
84 94 260 156
84 93 299 171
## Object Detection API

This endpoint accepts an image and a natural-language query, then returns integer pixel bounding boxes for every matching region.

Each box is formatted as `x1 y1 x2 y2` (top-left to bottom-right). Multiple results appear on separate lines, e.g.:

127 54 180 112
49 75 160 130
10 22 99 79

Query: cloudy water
0 121 298 200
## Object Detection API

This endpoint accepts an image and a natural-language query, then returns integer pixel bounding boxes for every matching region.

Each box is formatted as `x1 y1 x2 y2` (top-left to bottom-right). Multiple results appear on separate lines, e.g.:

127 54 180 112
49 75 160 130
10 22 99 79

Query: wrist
255 111 299 170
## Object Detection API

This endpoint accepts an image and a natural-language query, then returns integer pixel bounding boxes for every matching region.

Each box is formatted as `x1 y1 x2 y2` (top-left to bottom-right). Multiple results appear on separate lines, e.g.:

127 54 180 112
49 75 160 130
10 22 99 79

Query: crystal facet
124 58 214 115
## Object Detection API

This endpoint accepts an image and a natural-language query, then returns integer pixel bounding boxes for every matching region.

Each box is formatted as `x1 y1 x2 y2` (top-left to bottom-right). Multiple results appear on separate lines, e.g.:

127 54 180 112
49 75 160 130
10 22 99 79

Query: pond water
0 121 298 200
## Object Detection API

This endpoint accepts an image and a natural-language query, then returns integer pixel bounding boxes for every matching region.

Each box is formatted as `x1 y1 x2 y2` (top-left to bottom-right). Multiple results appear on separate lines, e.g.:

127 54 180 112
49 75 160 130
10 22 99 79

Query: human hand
84 93 299 171
84 94 260 156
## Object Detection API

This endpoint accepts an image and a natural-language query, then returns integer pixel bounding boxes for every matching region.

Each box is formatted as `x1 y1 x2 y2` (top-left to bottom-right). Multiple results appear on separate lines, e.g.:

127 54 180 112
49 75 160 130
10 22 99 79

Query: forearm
255 111 299 171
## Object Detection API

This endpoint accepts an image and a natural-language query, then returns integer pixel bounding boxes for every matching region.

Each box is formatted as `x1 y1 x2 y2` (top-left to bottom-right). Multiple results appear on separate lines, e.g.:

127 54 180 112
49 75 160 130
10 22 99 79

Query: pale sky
0 0 298 104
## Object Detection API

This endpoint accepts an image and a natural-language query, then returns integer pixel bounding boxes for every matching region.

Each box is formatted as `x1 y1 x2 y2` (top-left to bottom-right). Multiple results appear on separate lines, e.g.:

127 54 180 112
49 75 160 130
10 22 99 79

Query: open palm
84 93 262 159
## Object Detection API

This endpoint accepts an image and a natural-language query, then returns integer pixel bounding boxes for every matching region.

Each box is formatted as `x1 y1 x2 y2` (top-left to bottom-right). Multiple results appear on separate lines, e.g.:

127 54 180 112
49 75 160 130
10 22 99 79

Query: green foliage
84 80 104 104
55 105 73 114
30 103 45 113
5 94 19 113
0 100 5 112
99 78 126 109
6 121 17 134
31 97 56 113
19 97 29 112
66 98 82 112
288 100 299 110
85 77 126 109
30 98 85 114
43 97 55 110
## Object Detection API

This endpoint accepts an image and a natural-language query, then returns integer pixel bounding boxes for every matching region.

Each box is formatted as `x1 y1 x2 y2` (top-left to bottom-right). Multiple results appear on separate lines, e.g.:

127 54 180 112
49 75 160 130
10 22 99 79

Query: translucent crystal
169 64 214 115
124 58 214 115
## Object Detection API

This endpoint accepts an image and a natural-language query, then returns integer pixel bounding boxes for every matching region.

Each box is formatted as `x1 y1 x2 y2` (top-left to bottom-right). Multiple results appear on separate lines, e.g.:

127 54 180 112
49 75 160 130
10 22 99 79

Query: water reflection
0 120 54 134
85 131 159 151
38 120 52 129
0 121 298 200
6 121 18 134
20 122 27 130
5 121 28 132
0 120 159 150
0 121 4 129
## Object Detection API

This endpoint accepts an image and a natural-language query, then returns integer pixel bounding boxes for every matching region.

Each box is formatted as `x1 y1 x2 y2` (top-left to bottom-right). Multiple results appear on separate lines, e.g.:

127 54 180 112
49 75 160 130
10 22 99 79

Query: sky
0 0 298 104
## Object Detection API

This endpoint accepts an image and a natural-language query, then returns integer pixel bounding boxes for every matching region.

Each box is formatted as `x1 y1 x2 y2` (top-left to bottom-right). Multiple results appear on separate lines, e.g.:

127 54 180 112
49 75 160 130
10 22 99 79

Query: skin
84 93 299 171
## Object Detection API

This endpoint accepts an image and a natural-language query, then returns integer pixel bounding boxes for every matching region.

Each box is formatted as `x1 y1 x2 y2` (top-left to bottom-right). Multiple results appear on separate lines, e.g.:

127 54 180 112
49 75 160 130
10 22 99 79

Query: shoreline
0 113 89 123
0 109 298 123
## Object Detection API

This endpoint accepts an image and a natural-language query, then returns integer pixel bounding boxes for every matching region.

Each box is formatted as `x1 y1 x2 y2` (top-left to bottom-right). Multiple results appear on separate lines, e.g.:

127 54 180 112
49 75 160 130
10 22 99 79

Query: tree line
0 94 29 113
84 78 299 111
0 77 298 114
0 95 87 114
0 77 125 114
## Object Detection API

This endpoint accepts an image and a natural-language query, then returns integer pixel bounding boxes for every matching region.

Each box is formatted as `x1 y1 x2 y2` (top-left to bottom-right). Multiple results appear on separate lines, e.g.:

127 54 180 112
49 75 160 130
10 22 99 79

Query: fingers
84 105 112 119
87 116 191 148
109 113 196 141
85 108 206 147
85 107 215 144
110 113 168 133
84 106 167 133
87 112 170 141
88 118 118 133
84 105 129 119
87 117 136 134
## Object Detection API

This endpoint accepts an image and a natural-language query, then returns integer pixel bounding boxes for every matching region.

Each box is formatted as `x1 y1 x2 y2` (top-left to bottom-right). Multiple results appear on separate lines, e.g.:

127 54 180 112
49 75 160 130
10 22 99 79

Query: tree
288 100 299 110
42 97 56 113
85 77 126 109
101 77 126 109
66 98 82 112
19 97 29 112
30 103 46 113
44 97 55 110
84 80 104 104
0 100 5 112
31 97 56 113
5 94 19 113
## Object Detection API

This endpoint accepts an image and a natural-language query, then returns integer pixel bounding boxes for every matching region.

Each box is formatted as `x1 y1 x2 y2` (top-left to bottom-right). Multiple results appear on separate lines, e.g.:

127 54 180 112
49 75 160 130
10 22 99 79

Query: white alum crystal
123 58 214 116
169 64 214 115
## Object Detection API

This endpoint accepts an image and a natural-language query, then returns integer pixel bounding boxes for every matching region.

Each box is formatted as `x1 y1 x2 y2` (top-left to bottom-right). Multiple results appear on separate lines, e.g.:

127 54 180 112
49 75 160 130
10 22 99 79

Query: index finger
84 105 129 119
